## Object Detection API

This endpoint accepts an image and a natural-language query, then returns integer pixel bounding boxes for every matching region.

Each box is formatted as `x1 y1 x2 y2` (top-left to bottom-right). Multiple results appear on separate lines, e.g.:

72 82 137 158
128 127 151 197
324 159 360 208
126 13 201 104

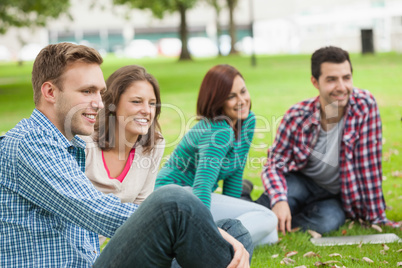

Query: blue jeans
182 186 278 246
257 172 345 234
94 185 253 268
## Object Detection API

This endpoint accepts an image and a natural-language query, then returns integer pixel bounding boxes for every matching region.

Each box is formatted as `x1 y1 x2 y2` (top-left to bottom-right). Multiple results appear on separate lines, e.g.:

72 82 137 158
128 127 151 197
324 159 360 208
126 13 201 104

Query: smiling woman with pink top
81 65 165 244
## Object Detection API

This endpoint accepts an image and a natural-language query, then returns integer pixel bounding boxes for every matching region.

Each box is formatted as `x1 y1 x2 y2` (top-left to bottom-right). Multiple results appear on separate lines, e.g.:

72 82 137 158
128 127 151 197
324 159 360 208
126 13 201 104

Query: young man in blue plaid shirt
0 43 252 267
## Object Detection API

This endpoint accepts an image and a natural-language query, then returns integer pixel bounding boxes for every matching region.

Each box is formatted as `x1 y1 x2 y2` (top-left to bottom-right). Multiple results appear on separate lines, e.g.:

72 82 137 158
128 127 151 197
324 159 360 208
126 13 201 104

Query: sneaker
241 179 254 201
255 191 271 209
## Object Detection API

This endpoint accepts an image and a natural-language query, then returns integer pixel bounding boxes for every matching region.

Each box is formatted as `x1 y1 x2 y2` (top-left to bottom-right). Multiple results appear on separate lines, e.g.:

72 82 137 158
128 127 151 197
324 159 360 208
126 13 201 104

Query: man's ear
311 76 319 90
41 82 57 104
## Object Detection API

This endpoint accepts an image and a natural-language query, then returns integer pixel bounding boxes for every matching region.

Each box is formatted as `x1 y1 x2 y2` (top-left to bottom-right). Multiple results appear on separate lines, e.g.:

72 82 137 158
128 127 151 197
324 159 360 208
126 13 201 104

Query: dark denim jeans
257 172 345 234
94 185 253 268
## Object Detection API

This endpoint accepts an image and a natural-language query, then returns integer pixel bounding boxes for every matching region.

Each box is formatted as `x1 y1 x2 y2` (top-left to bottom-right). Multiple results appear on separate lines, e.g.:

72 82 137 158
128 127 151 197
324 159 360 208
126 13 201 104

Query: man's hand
272 201 292 235
218 228 250 268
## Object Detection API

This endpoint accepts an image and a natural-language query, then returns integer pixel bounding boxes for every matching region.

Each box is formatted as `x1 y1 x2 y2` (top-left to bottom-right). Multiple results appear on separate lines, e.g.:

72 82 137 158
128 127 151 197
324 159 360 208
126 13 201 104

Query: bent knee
316 211 345 233
217 219 253 253
255 205 279 228
153 185 205 210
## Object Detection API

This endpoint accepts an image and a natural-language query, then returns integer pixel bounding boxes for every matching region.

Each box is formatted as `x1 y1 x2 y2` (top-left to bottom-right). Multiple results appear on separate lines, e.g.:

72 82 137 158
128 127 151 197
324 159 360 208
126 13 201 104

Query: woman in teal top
156 64 278 246
157 110 254 208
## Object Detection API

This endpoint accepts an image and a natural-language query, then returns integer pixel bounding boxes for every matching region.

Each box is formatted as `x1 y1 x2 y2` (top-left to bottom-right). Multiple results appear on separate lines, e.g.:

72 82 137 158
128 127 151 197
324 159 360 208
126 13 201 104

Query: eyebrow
129 96 157 100
229 86 246 94
78 85 105 91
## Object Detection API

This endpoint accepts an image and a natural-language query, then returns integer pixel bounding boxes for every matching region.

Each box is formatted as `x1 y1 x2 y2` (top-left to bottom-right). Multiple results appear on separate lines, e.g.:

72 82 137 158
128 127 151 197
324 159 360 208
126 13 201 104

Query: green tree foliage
0 0 70 34
113 0 198 60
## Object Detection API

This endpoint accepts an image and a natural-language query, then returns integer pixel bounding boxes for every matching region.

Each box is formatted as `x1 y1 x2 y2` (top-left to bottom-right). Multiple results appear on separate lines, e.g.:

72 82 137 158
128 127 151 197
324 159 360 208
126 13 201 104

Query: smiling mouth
234 106 247 112
332 94 348 100
134 118 149 123
83 113 96 120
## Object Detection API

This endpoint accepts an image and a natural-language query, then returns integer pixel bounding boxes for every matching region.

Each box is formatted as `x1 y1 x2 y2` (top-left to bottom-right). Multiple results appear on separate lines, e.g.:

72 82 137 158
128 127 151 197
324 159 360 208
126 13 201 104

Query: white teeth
134 119 148 123
85 114 96 120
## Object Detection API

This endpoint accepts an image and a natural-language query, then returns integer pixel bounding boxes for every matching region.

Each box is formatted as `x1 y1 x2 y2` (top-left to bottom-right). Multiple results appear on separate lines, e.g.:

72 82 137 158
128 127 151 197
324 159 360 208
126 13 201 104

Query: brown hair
32 42 103 106
311 46 353 80
197 64 243 119
94 65 162 153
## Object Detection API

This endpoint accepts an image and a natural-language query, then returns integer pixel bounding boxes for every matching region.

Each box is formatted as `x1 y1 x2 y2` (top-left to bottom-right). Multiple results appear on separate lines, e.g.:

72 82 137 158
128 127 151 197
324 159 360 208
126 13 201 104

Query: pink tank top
102 148 136 183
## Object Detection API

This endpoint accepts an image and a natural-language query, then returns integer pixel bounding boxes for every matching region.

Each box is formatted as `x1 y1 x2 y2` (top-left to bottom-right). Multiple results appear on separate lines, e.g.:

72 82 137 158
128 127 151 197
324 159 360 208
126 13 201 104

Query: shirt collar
311 88 359 124
349 88 357 106
30 109 86 150
310 96 321 126
346 88 360 117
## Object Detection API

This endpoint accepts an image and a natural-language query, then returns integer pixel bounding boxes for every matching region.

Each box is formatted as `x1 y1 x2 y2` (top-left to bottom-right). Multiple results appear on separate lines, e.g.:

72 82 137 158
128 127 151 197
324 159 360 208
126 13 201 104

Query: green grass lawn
0 53 401 267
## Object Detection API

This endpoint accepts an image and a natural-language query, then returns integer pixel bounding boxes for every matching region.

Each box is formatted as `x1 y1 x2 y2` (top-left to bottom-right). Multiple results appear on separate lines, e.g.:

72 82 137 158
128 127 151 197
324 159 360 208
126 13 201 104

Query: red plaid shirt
262 88 395 225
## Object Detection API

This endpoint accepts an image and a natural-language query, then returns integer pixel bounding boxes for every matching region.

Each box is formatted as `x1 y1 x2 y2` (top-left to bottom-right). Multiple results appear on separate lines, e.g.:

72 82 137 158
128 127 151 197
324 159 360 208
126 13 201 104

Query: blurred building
251 0 402 54
0 0 402 61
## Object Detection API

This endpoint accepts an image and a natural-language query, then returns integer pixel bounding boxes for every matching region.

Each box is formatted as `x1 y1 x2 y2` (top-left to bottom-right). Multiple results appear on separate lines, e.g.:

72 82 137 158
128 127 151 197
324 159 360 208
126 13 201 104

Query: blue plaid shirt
0 109 138 267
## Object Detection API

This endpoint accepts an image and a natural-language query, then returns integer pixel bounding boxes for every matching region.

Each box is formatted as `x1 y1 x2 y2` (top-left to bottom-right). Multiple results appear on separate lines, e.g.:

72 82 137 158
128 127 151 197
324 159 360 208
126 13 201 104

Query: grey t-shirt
301 118 344 194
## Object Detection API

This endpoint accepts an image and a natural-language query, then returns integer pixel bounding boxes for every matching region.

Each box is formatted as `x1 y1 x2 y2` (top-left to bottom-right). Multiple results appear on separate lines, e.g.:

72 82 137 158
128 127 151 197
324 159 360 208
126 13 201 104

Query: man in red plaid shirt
246 46 399 235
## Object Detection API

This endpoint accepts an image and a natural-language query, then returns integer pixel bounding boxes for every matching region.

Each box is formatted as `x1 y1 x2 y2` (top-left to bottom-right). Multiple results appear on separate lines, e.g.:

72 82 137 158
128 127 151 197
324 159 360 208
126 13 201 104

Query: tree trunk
227 0 237 54
215 6 222 56
178 3 192 61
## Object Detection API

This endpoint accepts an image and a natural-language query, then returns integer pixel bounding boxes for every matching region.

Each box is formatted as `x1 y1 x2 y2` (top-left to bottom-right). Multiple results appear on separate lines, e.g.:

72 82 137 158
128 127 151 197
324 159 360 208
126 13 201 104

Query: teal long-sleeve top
156 112 255 208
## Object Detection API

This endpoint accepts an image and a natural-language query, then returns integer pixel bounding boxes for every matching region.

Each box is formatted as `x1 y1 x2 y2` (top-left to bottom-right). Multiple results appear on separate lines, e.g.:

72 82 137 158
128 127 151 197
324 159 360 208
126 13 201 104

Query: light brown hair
94 65 162 153
32 42 103 106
